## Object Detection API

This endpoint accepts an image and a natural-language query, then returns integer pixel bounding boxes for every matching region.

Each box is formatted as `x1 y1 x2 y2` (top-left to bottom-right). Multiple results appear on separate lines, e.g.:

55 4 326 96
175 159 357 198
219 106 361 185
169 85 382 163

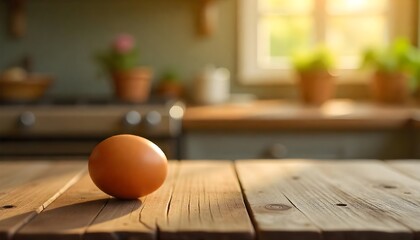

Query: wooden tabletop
184 100 417 130
1 159 420 240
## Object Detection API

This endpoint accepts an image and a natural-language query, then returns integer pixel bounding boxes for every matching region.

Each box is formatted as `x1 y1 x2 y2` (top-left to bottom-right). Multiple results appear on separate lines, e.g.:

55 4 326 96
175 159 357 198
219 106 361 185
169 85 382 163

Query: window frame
238 0 418 85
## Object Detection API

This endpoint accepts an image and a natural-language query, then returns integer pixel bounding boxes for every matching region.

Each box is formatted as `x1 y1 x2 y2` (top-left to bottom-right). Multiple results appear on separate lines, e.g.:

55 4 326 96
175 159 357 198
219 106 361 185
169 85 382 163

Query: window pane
326 16 387 66
327 0 388 14
259 0 313 13
259 16 314 66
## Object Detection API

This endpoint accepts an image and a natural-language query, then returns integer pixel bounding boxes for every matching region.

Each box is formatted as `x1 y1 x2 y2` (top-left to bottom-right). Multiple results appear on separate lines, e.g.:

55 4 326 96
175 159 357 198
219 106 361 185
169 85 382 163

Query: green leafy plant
160 69 180 83
361 38 420 90
96 34 140 73
157 69 184 99
361 38 419 73
291 46 336 105
292 46 335 72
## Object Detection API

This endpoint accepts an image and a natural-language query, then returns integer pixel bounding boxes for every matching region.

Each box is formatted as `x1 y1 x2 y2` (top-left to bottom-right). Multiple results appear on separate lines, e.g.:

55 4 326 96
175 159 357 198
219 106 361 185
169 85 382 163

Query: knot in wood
335 203 347 207
264 204 291 211
381 184 397 189
1 205 16 209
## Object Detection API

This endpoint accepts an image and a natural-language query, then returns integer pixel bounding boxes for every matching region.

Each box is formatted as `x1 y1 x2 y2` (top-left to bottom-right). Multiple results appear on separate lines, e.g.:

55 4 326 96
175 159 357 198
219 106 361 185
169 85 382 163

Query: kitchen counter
182 100 419 159
183 99 416 130
2 159 420 240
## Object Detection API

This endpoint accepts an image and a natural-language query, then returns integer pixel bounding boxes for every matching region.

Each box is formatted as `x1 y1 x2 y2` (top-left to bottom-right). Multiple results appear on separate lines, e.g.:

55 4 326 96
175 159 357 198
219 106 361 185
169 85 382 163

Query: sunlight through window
238 0 415 84
258 0 389 69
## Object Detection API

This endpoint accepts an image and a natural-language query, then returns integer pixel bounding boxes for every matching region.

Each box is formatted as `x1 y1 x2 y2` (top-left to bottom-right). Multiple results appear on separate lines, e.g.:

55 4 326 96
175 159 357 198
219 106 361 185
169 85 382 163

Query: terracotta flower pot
371 71 410 105
157 82 184 99
112 68 152 103
297 70 335 106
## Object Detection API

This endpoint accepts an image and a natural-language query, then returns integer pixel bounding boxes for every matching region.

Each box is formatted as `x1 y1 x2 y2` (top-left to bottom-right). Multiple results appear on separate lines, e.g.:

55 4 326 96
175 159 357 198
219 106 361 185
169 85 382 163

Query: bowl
0 74 53 102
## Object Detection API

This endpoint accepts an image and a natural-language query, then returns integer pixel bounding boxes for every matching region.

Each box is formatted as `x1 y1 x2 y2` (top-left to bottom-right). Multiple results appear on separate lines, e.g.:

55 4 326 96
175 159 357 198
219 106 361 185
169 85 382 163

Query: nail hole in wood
265 204 291 211
292 176 300 180
1 205 16 209
382 185 397 189
335 203 347 207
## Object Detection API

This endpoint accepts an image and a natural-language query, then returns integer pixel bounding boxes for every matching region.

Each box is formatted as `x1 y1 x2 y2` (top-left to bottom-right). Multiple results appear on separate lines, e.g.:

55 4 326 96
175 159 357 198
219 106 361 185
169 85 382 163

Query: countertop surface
184 99 419 130
1 159 420 240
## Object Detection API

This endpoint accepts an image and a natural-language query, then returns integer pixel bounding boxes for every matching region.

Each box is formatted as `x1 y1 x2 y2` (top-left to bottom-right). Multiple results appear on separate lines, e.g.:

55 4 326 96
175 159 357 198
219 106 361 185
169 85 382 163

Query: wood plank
84 161 179 240
235 161 321 240
316 160 420 240
236 160 413 240
159 161 254 240
0 161 52 199
14 173 109 240
387 160 420 181
0 161 86 240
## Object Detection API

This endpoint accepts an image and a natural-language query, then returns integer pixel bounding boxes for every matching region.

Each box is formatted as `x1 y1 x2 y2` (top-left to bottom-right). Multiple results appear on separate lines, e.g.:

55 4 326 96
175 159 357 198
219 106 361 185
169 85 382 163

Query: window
239 0 418 84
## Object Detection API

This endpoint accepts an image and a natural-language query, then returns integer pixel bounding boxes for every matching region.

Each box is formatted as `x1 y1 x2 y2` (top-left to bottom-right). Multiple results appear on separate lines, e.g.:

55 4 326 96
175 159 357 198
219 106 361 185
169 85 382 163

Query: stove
0 98 185 159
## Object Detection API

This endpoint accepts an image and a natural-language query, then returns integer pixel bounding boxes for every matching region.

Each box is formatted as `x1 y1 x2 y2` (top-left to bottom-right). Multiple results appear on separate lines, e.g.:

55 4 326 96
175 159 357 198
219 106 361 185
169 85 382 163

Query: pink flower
113 34 135 53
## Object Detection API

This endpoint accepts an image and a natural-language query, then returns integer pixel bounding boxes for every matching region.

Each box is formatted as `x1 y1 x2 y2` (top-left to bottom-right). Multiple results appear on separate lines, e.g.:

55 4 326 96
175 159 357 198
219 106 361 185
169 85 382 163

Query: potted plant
156 69 184 99
97 34 152 102
361 38 419 104
292 46 336 105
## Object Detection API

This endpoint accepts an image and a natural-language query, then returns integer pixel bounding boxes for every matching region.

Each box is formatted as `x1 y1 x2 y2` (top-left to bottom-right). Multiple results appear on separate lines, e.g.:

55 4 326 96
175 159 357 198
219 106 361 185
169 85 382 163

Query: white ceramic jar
193 65 230 105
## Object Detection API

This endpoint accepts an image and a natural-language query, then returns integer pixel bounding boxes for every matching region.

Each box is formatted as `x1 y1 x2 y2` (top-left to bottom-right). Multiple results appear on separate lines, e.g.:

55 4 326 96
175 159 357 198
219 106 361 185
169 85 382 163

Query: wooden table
1 160 420 240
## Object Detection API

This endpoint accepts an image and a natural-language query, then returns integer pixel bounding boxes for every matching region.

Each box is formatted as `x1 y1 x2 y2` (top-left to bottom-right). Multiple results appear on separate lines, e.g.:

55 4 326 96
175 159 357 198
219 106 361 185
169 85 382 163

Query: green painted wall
0 0 237 98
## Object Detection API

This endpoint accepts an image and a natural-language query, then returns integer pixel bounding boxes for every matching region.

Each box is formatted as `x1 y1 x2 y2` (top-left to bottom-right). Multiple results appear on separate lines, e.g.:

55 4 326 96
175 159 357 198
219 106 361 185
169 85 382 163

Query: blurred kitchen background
1 0 420 160
0 0 238 98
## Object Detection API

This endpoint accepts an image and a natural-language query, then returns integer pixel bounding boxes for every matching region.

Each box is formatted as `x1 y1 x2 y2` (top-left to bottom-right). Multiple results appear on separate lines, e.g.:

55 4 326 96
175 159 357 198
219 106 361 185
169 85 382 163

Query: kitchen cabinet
414 112 420 158
182 100 416 160
416 132 420 159
183 129 412 160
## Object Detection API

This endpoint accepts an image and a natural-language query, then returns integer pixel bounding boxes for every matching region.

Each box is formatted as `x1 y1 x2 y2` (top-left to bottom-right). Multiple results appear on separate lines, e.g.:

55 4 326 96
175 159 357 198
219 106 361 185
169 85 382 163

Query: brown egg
88 134 168 199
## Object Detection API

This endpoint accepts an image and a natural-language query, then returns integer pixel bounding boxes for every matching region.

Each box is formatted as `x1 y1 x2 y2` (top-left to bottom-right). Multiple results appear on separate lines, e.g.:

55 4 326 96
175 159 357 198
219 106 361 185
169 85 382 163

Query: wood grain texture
3 160 420 240
387 160 420 181
159 161 254 240
0 161 51 199
14 173 109 240
0 161 86 240
235 161 321 240
315 160 420 240
84 161 179 240
236 160 414 240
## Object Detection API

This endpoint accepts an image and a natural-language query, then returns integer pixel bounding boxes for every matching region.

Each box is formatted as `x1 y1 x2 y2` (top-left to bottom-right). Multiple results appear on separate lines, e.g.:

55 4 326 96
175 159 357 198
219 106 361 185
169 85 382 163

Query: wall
0 0 238 98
